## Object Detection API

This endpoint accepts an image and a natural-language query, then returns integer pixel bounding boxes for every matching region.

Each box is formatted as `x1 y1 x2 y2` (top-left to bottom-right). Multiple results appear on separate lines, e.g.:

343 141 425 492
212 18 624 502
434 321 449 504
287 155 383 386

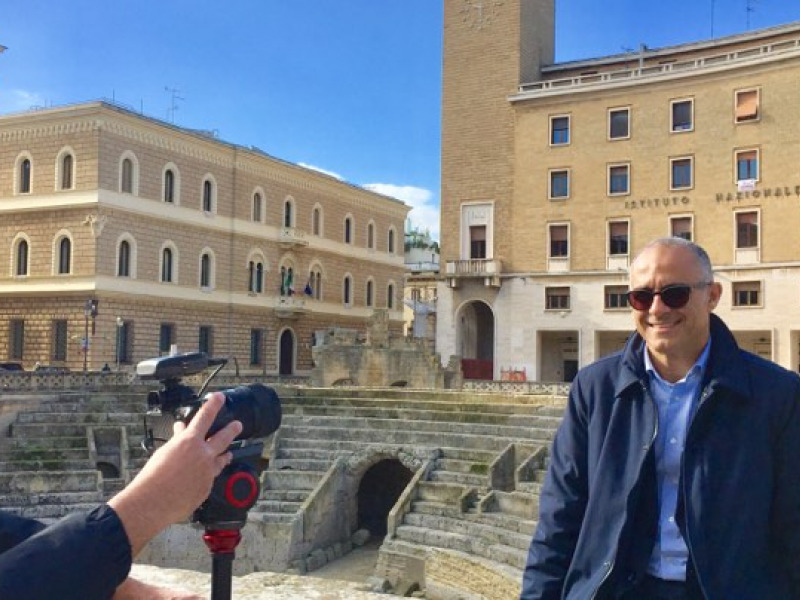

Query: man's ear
708 281 722 310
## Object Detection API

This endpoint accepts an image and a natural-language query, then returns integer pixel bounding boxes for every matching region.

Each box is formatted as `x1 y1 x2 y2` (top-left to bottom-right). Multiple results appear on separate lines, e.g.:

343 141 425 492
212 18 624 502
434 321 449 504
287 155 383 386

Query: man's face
629 244 721 375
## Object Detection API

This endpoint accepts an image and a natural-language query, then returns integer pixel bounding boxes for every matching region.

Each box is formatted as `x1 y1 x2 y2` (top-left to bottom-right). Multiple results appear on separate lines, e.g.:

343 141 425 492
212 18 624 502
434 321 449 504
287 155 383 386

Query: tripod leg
211 552 234 600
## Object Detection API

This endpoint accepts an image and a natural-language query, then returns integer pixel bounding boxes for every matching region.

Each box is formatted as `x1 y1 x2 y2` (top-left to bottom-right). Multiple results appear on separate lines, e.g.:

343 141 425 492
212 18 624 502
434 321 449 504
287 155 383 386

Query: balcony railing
274 295 308 319
278 227 308 248
445 259 503 288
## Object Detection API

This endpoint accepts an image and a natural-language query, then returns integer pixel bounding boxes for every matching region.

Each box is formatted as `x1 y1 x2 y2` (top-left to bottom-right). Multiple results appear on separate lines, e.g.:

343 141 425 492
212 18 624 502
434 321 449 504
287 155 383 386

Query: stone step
0 490 105 507
15 412 143 425
0 470 101 494
393 524 528 570
270 457 331 471
260 489 310 503
0 459 93 472
402 511 532 552
12 437 89 450
273 447 335 461
428 469 488 488
516 481 544 495
417 481 471 504
1 502 103 520
250 499 303 514
289 389 565 410
4 447 90 462
411 500 536 536
276 438 438 456
435 457 491 475
263 469 326 491
248 511 297 524
102 478 127 495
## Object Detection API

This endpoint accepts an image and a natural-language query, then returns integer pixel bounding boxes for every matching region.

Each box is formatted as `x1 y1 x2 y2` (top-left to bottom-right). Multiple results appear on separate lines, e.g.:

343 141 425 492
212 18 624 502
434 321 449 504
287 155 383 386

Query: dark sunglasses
627 282 711 311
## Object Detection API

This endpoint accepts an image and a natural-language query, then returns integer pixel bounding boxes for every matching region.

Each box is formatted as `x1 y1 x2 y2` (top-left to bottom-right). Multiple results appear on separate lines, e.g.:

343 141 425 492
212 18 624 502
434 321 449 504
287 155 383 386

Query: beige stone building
0 102 409 374
439 0 800 381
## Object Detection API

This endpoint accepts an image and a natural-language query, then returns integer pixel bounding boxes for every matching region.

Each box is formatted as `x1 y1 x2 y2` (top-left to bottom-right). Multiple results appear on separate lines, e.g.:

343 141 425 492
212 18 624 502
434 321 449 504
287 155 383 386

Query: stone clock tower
440 0 554 268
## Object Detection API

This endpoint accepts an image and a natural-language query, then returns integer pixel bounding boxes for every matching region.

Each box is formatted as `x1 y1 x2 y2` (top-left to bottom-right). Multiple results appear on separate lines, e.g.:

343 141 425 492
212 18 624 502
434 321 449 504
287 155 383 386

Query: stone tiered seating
0 391 149 520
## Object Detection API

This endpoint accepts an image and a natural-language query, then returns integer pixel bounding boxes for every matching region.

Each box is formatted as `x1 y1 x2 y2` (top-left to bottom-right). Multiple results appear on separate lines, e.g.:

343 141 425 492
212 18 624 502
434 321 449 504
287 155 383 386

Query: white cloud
0 89 46 114
363 183 440 241
298 162 343 181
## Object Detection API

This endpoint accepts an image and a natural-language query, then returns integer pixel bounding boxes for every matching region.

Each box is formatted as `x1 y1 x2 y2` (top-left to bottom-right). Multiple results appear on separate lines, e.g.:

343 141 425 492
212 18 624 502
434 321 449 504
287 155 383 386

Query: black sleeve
0 511 47 552
0 504 132 600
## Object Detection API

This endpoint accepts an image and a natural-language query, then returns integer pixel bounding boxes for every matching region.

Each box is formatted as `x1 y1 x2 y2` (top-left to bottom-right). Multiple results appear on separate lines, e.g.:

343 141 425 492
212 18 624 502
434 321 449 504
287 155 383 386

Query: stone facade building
0 102 409 374
439 0 800 381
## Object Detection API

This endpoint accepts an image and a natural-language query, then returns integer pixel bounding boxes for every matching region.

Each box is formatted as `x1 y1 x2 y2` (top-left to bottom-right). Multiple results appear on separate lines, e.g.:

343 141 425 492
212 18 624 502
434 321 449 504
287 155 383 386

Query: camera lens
211 383 282 440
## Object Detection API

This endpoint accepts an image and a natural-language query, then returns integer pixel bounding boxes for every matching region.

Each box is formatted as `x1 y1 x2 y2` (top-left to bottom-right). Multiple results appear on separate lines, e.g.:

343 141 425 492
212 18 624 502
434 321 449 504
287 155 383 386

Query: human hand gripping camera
132 352 282 600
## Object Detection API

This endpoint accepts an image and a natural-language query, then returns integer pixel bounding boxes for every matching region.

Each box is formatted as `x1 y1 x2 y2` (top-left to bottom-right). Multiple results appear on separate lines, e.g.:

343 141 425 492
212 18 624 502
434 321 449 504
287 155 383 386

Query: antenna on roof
746 0 758 29
165 86 184 124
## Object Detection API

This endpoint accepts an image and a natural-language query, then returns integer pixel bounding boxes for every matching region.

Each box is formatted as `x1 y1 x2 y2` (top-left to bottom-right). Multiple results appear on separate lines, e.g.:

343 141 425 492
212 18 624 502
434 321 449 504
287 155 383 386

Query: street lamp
115 317 124 371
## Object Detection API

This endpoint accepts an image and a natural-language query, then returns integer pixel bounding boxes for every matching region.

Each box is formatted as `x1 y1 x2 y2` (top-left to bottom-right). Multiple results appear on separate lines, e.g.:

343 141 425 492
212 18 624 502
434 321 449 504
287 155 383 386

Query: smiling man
520 237 800 600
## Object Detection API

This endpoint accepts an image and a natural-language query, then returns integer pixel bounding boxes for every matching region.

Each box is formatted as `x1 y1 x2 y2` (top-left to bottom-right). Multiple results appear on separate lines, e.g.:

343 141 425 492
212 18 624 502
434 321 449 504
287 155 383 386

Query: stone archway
279 328 294 375
357 459 413 536
457 300 495 380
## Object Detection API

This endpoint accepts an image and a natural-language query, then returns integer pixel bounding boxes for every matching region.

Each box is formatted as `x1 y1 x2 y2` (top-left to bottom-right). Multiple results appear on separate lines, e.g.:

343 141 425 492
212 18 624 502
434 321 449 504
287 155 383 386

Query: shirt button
668 516 675 523
670 437 678 445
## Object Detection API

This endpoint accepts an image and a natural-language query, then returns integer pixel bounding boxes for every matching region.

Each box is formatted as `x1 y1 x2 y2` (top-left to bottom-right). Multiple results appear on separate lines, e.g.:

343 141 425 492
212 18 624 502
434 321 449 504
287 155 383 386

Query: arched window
343 275 352 306
284 200 292 227
344 217 353 244
15 240 29 276
248 260 265 293
253 193 262 222
61 154 73 190
164 169 175 203
366 280 374 307
19 159 31 194
200 253 212 288
367 222 375 249
58 238 72 274
388 228 396 254
161 247 173 283
121 158 134 193
312 206 322 236
203 179 214 212
387 283 395 309
314 271 322 300
118 240 131 277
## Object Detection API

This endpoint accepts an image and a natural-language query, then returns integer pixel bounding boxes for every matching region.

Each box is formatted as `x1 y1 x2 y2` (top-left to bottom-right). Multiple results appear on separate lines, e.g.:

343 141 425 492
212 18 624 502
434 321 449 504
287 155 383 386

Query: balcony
274 295 309 319
278 227 309 249
445 259 503 288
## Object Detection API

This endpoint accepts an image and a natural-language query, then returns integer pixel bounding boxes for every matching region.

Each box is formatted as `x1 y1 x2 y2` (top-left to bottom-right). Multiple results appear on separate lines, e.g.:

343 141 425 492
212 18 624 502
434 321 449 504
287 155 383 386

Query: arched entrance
278 328 295 375
457 300 495 380
357 459 413 536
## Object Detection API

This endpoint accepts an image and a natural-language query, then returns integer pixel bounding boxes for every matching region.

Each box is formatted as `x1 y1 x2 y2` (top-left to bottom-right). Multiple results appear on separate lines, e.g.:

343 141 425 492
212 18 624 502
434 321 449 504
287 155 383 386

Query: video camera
136 352 281 530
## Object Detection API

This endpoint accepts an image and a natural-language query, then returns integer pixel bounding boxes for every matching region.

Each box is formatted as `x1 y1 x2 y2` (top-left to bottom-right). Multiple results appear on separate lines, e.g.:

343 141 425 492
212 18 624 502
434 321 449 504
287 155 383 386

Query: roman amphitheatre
0 329 567 599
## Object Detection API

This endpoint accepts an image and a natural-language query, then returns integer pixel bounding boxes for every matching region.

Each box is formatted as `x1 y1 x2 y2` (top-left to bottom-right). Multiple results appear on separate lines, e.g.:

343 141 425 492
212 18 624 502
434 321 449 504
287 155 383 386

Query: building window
312 207 322 236
344 217 353 244
735 88 759 123
117 240 131 277
545 287 571 310
116 321 131 365
121 158 134 193
605 285 629 309
198 326 213 355
470 225 486 259
61 154 74 190
549 224 569 258
309 268 322 300
388 228 396 253
608 164 630 195
200 252 213 288
671 216 693 241
736 149 759 182
549 169 570 199
159 324 174 355
52 320 68 362
161 247 174 283
253 193 263 222
202 179 214 212
550 115 570 145
19 158 31 194
671 99 693 132
608 221 629 256
343 276 353 307
670 157 693 190
284 199 293 228
366 280 374 307
164 169 175 203
387 283 395 309
9 319 24 360
608 107 630 140
15 239 29 276
736 211 759 249
248 260 264 293
733 281 761 307
367 222 375 249
58 237 72 275
250 329 263 366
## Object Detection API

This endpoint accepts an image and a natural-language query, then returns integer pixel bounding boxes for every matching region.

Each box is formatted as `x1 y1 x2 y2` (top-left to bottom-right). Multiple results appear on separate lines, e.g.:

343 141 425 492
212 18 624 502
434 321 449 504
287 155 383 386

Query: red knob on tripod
224 470 259 509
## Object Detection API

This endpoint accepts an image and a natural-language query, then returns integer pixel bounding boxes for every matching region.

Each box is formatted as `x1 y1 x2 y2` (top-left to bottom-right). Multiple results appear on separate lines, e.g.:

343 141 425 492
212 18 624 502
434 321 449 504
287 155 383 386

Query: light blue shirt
644 340 711 581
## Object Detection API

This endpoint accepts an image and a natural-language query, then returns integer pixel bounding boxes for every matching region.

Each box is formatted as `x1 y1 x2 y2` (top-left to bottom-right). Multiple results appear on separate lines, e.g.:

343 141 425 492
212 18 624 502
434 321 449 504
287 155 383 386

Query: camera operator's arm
109 392 243 556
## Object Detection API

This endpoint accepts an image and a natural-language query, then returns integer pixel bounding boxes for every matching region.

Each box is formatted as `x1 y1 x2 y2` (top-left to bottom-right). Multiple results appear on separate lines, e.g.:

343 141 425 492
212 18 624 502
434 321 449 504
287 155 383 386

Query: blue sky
2 0 800 241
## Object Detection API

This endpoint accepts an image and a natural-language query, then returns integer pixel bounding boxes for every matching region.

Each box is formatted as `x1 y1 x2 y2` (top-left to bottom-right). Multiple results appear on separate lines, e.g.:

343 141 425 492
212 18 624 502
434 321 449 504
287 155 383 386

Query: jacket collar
614 313 750 400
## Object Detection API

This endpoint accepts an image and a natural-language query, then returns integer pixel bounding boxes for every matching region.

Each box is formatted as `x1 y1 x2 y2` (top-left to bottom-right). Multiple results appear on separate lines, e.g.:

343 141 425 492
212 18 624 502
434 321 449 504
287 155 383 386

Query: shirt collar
644 337 711 386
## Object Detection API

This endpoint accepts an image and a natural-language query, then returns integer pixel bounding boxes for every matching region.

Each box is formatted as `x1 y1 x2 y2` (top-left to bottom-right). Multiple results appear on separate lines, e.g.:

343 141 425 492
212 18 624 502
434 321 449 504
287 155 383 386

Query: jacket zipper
590 382 659 600
680 386 712 600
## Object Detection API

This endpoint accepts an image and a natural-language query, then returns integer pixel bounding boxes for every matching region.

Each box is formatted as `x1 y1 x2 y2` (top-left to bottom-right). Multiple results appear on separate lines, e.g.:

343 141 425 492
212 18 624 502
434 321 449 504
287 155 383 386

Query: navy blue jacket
521 314 800 599
0 505 131 599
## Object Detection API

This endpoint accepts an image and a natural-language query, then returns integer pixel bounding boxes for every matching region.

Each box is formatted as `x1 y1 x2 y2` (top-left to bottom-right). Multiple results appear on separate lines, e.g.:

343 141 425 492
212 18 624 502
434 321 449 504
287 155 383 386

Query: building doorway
278 328 295 375
457 300 494 379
